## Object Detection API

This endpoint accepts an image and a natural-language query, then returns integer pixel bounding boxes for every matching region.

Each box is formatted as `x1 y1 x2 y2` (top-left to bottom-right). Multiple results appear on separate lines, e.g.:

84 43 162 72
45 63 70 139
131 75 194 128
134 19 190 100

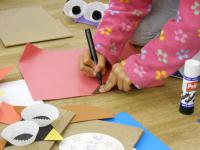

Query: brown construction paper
0 107 75 150
0 138 6 150
0 6 72 47
52 120 143 150
61 104 114 123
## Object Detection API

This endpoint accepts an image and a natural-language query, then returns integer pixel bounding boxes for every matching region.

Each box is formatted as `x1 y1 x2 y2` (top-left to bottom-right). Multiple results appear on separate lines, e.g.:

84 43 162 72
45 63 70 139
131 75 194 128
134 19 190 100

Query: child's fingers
83 51 95 67
123 78 132 92
80 55 95 77
100 72 117 92
95 54 106 73
117 78 123 90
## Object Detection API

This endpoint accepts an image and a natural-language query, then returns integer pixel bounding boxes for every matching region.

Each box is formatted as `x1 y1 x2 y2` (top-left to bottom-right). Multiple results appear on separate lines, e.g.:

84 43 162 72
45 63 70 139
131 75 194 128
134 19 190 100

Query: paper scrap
0 102 21 124
0 6 72 47
1 121 39 146
21 104 59 127
0 65 15 81
19 43 100 100
62 104 114 123
0 80 43 106
59 133 125 150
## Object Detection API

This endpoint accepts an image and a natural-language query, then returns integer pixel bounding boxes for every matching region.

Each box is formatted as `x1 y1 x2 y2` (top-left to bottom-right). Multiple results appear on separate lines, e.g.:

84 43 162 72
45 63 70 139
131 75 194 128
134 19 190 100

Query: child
79 0 200 92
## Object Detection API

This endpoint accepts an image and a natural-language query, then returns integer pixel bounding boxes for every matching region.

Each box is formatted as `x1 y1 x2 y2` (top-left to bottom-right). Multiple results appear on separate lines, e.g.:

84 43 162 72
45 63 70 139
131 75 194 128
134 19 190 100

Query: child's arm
124 0 200 89
94 0 152 65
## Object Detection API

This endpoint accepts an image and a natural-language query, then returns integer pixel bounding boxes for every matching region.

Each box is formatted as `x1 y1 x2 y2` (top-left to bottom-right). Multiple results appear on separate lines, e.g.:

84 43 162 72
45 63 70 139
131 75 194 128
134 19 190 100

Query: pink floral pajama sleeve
94 0 200 89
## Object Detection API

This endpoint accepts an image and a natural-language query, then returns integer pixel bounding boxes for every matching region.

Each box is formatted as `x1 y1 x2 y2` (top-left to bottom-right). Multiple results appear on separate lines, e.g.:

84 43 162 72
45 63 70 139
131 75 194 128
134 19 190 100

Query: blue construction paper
104 112 171 150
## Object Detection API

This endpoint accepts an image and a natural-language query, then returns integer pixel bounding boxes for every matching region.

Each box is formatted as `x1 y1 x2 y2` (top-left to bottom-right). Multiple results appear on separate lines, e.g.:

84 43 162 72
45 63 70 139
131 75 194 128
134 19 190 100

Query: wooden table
0 0 200 150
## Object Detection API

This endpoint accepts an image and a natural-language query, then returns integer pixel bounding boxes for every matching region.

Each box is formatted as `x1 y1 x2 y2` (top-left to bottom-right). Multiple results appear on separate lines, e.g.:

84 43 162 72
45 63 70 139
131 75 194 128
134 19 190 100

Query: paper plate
59 132 125 150
83 2 108 23
1 121 39 146
63 0 87 18
21 104 59 127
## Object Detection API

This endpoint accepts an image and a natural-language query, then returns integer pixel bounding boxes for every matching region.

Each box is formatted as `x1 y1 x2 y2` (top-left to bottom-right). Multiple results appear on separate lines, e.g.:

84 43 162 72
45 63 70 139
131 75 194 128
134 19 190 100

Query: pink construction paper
19 44 100 100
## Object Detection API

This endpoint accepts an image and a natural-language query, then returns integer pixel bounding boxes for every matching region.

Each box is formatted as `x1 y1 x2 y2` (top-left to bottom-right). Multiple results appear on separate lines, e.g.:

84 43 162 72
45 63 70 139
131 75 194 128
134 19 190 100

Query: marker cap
184 59 200 78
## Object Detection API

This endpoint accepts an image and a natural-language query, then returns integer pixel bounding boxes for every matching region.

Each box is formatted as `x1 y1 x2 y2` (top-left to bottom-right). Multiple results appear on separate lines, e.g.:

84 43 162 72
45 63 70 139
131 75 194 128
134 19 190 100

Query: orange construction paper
0 102 21 124
19 44 100 100
62 104 114 123
0 65 15 81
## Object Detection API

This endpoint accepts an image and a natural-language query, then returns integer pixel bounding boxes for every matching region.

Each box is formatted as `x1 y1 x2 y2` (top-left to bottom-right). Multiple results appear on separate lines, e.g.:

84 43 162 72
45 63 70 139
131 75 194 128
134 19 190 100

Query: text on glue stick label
180 76 198 108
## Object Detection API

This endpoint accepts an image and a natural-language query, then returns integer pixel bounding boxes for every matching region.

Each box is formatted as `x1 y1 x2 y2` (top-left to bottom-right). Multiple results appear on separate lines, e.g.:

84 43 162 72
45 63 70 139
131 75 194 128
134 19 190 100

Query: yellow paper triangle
44 128 64 141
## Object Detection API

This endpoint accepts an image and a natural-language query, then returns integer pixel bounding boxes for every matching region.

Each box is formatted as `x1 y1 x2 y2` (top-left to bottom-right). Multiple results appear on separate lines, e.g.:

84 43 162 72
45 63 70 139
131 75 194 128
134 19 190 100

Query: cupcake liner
21 104 59 127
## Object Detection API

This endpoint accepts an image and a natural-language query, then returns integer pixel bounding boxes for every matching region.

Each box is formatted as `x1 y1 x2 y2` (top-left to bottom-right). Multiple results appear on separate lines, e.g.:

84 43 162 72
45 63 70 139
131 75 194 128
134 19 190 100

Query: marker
85 28 103 85
179 59 200 115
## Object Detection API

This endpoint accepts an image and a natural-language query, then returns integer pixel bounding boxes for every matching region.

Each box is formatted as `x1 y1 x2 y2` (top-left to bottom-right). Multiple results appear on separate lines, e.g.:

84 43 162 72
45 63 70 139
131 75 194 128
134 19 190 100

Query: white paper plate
59 132 125 150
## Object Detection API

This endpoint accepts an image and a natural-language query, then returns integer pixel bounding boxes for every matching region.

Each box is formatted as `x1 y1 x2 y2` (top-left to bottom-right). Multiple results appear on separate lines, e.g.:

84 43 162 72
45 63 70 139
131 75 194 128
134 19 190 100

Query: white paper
0 80 43 106
59 133 125 150
1 121 39 146
21 104 59 127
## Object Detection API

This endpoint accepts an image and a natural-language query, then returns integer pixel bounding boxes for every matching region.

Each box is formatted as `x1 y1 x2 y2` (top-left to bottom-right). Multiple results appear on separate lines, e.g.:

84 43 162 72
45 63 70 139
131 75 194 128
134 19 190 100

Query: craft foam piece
44 128 64 141
59 133 125 150
105 112 171 150
1 108 74 150
1 121 39 146
51 120 143 150
73 16 98 27
21 104 59 127
0 65 15 81
0 80 43 106
0 6 72 47
61 104 114 123
0 102 21 124
19 44 100 100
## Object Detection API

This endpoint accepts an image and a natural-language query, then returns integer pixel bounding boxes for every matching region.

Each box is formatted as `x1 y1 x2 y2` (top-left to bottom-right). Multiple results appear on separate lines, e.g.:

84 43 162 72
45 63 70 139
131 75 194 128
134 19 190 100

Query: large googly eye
21 104 59 127
63 0 87 19
84 2 108 23
1 121 39 146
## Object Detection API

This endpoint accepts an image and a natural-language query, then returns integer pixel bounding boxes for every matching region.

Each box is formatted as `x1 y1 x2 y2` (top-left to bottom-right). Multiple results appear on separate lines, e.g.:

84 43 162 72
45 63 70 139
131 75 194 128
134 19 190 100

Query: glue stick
179 59 200 115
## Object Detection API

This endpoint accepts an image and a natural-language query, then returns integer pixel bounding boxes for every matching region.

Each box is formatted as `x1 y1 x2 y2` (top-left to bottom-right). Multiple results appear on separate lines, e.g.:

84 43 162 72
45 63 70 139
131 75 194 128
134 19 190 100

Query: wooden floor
0 0 200 150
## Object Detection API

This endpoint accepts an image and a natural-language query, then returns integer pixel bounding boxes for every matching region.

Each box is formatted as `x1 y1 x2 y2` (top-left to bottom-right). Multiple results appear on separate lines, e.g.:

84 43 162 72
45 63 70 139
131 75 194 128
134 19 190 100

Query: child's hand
79 51 106 77
100 63 132 92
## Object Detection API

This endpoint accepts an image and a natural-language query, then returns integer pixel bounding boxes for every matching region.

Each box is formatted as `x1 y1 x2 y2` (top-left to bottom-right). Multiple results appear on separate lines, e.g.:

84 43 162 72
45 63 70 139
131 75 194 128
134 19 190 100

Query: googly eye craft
1 121 39 146
63 0 108 26
1 104 64 147
21 104 59 127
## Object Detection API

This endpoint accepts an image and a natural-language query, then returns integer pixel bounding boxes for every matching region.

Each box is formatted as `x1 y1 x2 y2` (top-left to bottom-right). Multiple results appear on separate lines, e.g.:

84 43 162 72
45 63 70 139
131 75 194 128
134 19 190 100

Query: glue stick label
180 75 198 108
